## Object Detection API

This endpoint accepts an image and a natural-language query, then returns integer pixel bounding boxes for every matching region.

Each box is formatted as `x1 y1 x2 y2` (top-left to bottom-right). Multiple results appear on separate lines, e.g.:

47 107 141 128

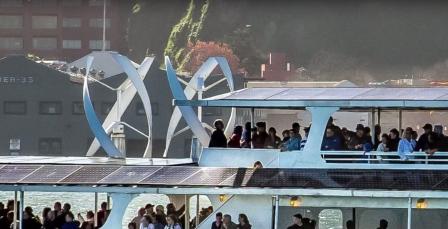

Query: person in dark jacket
240 122 252 148
377 219 388 229
347 124 370 151
22 207 42 229
211 212 223 229
322 128 343 150
209 119 227 148
389 128 400 151
287 213 305 229
416 123 432 151
426 132 448 155
267 127 282 149
227 126 243 148
252 122 269 148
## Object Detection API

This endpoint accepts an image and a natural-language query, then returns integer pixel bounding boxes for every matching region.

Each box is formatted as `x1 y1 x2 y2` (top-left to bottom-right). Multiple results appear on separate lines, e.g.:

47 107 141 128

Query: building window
204 107 222 116
136 102 159 116
9 138 21 151
39 101 62 115
4 101 26 115
32 37 57 50
62 40 81 49
0 0 23 7
89 40 110 50
38 138 62 155
101 102 114 115
61 0 82 6
0 15 23 29
319 209 343 229
32 16 57 29
88 0 110 6
72 102 84 115
62 18 81 28
88 18 111 28
0 37 23 50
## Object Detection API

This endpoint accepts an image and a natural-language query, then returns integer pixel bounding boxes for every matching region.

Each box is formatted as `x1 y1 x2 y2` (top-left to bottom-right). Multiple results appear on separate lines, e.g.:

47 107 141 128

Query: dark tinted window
4 101 26 115
39 101 62 114
39 138 62 155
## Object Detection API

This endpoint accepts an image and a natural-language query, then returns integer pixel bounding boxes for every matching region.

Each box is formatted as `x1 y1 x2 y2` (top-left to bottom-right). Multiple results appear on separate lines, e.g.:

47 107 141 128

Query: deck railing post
94 192 98 228
250 108 255 149
274 195 279 229
19 191 24 229
185 195 190 229
196 195 200 228
13 191 17 229
407 197 412 229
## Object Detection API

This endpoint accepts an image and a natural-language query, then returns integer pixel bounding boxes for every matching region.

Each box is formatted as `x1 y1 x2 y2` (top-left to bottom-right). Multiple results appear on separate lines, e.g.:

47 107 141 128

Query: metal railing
321 151 448 164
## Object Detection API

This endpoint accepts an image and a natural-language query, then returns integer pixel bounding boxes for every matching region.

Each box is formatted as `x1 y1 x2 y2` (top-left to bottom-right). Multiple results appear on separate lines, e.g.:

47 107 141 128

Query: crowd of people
209 118 448 160
0 200 204 229
0 200 109 229
210 212 252 229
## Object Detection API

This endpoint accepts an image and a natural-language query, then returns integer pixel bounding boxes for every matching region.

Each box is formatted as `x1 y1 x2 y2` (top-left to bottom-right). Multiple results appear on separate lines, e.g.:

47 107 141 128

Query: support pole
101 0 107 51
399 109 403 134
13 191 17 229
107 194 111 210
274 195 279 229
94 192 98 228
370 108 376 144
407 197 412 229
19 191 24 229
250 108 255 149
185 195 190 229
195 195 200 228
352 208 356 229
377 108 381 125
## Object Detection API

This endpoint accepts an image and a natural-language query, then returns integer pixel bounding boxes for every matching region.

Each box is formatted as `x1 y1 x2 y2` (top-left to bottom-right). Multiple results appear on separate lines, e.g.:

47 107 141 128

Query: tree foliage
180 41 241 75
164 0 209 70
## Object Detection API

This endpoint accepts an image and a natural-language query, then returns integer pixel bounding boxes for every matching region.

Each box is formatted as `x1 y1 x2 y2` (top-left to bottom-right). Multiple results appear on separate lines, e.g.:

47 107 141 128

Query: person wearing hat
416 123 433 151
347 124 369 151
209 119 228 148
252 122 269 148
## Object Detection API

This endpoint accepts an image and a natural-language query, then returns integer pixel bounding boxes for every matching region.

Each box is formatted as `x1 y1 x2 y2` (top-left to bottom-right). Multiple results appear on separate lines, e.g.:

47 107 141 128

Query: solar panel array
1 164 448 191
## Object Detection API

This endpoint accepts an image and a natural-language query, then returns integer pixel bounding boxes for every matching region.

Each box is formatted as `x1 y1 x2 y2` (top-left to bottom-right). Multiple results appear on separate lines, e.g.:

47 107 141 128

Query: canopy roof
174 87 448 109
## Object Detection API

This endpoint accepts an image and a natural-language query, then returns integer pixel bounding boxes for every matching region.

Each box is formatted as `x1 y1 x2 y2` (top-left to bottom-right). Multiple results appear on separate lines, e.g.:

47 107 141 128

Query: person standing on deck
211 212 223 229
209 119 227 148
282 129 301 151
252 122 270 148
389 129 401 151
228 126 243 148
287 214 305 229
416 123 433 151
398 128 416 160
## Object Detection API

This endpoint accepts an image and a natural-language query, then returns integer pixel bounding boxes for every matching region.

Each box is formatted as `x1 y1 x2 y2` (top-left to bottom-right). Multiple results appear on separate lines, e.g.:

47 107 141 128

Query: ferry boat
1 54 448 229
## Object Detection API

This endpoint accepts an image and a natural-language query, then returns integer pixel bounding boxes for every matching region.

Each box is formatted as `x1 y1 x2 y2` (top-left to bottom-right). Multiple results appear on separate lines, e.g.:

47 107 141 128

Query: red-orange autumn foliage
181 41 243 75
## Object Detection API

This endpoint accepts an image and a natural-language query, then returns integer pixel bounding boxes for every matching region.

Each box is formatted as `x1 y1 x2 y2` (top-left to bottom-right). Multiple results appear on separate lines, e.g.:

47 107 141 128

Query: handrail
321 150 448 164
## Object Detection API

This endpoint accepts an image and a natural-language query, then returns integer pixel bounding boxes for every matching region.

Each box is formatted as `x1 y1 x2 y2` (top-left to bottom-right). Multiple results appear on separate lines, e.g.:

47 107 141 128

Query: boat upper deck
174 87 448 108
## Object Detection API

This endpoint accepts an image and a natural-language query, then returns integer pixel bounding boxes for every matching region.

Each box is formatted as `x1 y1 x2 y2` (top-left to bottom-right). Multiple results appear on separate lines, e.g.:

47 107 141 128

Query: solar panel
3 164 448 191
98 166 162 184
0 165 41 183
19 165 82 183
180 168 238 186
139 166 201 185
59 165 120 184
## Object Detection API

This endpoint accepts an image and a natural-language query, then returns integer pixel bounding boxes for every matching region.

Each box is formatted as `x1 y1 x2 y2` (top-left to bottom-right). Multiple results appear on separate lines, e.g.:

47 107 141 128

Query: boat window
318 209 343 229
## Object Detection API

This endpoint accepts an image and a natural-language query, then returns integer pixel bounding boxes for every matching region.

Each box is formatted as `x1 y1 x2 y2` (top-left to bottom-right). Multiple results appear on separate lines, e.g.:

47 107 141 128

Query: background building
0 55 243 157
0 0 129 61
